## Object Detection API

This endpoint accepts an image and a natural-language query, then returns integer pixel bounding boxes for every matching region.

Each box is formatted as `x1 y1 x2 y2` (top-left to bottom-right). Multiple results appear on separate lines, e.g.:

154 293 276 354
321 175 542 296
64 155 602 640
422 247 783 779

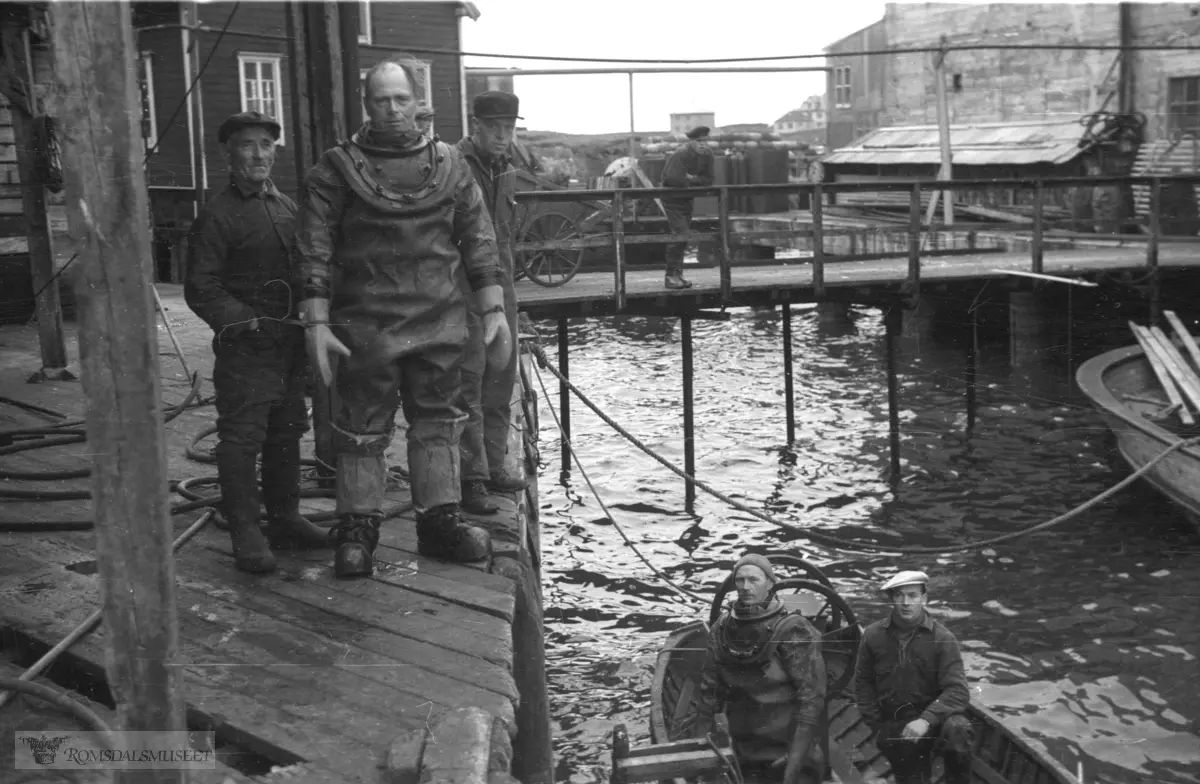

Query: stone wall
1130 3 1200 142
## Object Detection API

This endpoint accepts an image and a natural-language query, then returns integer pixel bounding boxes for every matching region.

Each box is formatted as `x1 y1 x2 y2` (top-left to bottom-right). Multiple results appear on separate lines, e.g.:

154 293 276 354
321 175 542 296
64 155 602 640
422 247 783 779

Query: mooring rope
529 344 1200 556
532 364 708 606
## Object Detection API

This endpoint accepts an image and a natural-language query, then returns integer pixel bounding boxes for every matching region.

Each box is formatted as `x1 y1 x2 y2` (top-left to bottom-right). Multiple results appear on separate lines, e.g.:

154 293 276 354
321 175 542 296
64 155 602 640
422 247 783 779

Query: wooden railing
513 174 1200 311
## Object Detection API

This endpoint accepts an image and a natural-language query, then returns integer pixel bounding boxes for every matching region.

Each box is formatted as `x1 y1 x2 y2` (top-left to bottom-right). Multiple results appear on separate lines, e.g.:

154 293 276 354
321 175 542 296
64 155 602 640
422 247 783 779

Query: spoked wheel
518 209 584 287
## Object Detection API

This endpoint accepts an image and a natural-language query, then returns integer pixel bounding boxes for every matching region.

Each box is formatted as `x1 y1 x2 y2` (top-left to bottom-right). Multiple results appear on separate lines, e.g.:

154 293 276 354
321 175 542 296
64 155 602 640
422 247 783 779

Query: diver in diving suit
293 55 512 578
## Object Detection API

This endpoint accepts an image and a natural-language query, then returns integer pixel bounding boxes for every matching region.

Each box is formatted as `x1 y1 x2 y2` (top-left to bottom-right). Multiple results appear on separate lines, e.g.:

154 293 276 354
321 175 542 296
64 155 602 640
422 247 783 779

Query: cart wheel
519 209 583 287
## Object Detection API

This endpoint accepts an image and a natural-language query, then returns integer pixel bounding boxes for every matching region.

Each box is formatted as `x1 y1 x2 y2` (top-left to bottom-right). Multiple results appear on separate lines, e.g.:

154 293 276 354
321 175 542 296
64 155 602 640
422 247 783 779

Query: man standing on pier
455 91 530 516
185 110 332 574
854 571 973 784
659 125 715 290
293 55 511 578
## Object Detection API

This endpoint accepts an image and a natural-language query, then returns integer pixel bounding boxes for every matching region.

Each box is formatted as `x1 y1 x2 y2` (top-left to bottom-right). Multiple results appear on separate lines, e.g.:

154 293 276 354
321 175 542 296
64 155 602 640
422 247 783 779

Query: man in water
692 554 826 783
854 571 972 784
659 125 714 290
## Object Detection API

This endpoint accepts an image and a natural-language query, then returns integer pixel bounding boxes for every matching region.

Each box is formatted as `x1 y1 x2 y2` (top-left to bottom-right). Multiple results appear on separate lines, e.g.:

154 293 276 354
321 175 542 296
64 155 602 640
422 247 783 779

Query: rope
533 364 708 606
530 344 1200 555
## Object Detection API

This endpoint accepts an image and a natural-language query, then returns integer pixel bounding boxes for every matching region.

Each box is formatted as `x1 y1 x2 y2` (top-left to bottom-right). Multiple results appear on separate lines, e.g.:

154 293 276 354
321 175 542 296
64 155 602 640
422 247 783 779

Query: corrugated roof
822 116 1091 167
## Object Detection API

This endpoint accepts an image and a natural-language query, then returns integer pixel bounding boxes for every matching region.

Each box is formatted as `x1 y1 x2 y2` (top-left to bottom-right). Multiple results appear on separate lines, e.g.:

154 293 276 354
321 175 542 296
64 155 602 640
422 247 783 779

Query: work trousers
663 197 694 276
212 327 309 452
459 281 520 483
332 342 466 515
876 713 973 784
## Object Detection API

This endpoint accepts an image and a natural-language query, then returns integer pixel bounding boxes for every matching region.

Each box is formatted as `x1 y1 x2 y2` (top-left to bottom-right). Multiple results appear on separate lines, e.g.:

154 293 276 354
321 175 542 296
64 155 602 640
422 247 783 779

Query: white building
670 112 716 136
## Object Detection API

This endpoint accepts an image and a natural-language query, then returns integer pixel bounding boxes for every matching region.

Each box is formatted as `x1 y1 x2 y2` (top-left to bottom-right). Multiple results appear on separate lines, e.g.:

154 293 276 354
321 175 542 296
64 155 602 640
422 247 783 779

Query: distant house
825 18 888 150
134 0 480 280
670 112 715 136
771 95 825 134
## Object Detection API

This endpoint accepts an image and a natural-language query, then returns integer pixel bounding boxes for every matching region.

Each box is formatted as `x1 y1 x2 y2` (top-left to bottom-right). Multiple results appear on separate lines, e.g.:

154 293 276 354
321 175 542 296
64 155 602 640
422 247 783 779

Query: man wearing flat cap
454 90 529 516
415 104 436 139
658 125 714 290
855 571 972 784
185 110 331 573
692 554 826 783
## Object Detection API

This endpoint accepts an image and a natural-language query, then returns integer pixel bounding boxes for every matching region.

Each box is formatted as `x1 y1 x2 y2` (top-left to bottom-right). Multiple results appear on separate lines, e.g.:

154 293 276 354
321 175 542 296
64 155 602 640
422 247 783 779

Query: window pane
262 61 274 82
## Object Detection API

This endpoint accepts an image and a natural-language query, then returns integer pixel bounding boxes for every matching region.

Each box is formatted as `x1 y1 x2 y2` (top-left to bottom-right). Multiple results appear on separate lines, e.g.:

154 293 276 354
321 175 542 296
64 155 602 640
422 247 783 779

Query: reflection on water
531 288 1200 784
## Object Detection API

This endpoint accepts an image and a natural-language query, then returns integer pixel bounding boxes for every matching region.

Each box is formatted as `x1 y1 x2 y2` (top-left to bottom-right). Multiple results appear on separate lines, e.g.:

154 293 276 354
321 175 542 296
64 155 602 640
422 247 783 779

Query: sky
461 0 890 135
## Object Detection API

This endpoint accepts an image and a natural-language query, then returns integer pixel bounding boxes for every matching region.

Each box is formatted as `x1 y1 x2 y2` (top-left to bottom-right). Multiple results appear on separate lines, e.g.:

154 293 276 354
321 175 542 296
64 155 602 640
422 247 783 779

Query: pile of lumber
1130 310 1200 425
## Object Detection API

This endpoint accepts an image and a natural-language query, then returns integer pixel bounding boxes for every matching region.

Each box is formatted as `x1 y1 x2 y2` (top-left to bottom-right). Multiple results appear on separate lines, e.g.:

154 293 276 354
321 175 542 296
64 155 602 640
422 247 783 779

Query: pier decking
0 287 535 783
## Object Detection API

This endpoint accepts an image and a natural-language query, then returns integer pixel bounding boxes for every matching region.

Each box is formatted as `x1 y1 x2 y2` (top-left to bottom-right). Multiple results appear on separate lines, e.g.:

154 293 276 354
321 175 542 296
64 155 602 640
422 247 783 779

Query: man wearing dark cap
294 55 510 578
692 554 827 783
185 110 331 574
454 90 529 516
659 125 715 290
855 571 972 784
415 104 435 138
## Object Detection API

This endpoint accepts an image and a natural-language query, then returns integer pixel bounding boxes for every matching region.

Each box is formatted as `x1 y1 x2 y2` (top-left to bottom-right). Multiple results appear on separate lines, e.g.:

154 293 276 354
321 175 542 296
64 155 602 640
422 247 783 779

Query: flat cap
686 125 711 140
880 570 929 592
416 104 436 120
218 111 281 144
474 91 522 119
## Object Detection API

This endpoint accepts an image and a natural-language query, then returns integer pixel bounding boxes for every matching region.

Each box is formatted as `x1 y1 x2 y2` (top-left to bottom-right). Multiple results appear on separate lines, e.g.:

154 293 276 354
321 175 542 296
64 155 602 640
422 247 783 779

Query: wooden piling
557 316 570 480
884 305 902 483
1031 180 1045 277
681 314 696 511
782 302 795 445
1148 177 1162 326
48 3 186 780
811 184 825 300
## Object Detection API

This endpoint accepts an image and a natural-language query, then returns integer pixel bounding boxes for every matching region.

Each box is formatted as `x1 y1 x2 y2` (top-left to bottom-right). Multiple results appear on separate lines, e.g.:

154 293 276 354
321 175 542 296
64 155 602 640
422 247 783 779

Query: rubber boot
261 439 331 551
333 454 388 578
461 480 499 515
486 470 529 493
665 271 693 290
215 443 276 574
417 504 491 562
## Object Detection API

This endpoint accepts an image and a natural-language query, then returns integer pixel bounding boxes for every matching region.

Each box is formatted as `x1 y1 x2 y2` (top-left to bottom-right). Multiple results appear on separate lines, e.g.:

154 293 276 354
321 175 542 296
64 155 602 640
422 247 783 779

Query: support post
557 316 570 482
181 1 206 210
1148 177 1161 326
717 186 732 303
1032 180 1045 276
48 4 186 780
627 71 636 163
681 315 696 512
337 1 360 128
0 25 69 379
284 2 314 177
811 183 825 299
884 305 903 484
932 41 954 226
613 190 626 310
908 184 922 283
966 302 978 434
782 302 795 445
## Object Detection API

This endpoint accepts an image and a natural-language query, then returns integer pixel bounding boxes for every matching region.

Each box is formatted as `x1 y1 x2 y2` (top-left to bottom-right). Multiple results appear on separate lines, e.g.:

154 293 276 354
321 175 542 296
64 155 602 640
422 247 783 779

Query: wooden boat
613 554 1078 784
1076 344 1200 528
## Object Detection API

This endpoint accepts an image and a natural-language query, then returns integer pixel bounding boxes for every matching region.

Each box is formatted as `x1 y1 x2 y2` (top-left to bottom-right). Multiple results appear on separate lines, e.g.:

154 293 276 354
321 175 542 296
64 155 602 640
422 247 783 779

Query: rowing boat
1076 343 1200 528
614 553 1078 784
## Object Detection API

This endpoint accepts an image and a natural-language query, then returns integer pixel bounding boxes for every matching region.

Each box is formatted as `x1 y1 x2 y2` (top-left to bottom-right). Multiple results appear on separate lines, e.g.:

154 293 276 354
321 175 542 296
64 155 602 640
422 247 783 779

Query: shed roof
822 116 1091 167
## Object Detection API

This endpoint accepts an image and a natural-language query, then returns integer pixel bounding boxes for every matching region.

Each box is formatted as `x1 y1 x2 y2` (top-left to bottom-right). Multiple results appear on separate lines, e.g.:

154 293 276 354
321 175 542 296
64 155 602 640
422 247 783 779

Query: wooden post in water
811 183 825 300
884 305 903 483
1148 177 1162 326
613 190 626 311
717 186 732 303
0 22 69 381
681 314 696 511
557 316 570 481
48 3 186 780
782 303 795 445
1031 180 1045 277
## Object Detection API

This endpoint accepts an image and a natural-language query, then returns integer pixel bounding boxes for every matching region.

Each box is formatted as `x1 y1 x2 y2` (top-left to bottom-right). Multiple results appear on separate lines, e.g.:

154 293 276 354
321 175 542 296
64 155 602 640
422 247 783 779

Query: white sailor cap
880 570 929 592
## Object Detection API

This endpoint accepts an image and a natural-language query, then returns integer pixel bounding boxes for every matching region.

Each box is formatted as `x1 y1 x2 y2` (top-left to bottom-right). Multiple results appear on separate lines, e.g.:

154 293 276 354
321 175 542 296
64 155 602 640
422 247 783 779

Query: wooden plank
1164 310 1200 373
1146 325 1200 412
47 9 185 782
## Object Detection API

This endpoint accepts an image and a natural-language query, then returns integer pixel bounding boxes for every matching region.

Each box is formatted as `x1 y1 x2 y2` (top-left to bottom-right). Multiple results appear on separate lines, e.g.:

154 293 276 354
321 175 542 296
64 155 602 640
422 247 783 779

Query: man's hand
901 717 930 740
484 311 512 370
305 324 351 386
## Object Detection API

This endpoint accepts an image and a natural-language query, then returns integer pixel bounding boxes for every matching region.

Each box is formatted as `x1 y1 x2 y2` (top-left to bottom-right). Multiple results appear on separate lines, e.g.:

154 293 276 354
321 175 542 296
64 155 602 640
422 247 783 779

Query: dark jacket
456 137 517 277
185 177 296 339
854 611 970 731
661 140 715 189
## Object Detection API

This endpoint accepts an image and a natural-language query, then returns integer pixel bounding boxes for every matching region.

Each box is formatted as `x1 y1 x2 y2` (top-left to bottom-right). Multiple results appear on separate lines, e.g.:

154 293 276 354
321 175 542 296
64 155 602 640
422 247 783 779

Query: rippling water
528 287 1200 784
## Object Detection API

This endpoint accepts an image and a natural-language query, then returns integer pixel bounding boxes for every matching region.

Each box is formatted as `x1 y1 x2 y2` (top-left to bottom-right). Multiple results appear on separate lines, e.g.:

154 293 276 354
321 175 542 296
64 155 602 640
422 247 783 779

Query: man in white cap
692 554 826 784
854 571 972 784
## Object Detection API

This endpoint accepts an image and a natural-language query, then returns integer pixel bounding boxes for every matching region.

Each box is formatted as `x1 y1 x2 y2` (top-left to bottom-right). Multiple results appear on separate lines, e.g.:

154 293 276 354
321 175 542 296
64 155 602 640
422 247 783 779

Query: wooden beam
47 4 187 782
1 24 69 379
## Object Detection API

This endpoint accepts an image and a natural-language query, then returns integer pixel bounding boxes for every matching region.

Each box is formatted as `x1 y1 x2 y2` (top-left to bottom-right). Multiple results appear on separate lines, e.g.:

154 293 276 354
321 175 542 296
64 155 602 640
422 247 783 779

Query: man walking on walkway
185 110 331 574
660 125 715 290
455 91 530 515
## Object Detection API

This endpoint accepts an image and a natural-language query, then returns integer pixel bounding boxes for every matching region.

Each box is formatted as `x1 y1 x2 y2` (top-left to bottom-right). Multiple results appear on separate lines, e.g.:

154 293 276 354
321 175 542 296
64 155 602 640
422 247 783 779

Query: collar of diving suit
730 596 784 622
352 122 431 158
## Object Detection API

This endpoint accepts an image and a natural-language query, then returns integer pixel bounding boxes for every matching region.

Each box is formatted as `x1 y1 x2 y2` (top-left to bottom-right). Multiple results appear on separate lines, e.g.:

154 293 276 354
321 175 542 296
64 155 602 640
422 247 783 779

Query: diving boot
417 504 491 562
461 480 499 515
486 469 529 493
329 514 382 578
261 440 331 551
665 272 693 290
215 443 276 574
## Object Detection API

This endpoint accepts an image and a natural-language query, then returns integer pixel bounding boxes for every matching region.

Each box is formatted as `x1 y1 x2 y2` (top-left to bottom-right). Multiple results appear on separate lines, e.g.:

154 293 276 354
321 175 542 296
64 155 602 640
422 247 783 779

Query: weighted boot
215 443 276 574
417 504 491 562
261 440 331 550
329 514 382 578
461 480 499 515
486 470 529 493
665 272 693 290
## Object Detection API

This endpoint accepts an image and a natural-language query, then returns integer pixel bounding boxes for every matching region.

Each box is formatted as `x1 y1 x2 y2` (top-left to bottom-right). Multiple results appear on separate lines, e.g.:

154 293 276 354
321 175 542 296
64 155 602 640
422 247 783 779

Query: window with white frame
359 61 433 126
238 53 285 144
834 66 852 109
138 52 158 151
358 1 372 45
